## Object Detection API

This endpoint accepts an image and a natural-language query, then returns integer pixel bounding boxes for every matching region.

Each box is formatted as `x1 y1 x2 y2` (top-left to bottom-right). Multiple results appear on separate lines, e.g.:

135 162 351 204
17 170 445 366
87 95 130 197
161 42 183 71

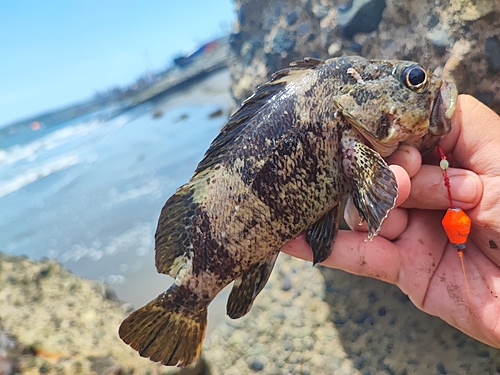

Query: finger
431 95 500 174
402 165 482 210
345 202 408 240
281 231 401 284
386 145 422 178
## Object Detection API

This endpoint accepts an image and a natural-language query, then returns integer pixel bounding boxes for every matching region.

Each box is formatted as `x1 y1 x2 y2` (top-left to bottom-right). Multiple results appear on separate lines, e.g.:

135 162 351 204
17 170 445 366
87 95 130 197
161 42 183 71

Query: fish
118 56 457 367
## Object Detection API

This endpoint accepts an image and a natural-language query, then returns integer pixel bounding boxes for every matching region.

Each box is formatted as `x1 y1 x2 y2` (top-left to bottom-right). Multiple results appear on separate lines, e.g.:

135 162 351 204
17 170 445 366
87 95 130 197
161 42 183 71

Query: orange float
441 207 471 248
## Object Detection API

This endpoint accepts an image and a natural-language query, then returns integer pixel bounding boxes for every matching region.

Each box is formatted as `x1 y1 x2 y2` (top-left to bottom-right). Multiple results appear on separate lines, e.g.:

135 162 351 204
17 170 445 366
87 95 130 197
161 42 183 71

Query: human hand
281 94 500 348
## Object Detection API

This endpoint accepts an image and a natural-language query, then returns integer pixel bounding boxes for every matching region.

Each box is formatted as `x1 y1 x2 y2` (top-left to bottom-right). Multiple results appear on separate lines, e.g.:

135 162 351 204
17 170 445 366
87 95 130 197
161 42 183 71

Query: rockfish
119 56 457 366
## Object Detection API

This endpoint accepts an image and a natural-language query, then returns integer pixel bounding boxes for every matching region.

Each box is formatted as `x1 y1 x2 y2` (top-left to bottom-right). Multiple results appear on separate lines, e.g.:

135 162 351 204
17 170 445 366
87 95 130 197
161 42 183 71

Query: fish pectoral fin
226 253 279 319
344 142 398 240
306 205 340 265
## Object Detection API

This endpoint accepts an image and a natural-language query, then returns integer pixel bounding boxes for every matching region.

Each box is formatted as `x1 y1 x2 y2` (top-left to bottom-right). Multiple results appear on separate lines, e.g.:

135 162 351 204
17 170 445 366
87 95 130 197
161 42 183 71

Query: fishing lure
437 144 473 309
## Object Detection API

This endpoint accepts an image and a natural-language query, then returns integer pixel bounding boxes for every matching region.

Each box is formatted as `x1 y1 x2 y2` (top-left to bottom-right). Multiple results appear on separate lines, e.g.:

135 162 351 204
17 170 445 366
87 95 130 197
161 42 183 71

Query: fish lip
429 80 457 136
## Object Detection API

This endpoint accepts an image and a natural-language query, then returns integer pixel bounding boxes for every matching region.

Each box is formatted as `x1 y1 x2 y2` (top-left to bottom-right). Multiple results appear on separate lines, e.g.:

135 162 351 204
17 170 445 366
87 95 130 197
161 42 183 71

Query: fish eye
401 64 428 92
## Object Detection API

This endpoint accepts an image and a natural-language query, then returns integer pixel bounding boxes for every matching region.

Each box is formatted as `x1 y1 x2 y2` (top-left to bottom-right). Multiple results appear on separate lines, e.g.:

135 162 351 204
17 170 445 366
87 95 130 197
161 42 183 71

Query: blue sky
0 1 235 127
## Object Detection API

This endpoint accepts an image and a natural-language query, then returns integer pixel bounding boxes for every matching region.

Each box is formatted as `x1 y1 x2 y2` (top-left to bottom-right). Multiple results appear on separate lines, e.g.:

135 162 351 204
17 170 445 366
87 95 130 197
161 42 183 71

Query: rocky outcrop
0 253 205 375
229 0 500 114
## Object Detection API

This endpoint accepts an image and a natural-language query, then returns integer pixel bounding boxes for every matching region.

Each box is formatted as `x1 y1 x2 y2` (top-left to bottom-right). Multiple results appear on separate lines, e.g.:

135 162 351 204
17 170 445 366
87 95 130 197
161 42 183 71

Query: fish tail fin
118 292 207 367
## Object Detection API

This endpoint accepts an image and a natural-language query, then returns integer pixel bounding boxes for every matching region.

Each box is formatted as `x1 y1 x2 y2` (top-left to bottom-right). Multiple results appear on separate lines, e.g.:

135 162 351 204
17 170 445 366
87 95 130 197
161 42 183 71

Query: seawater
0 70 233 323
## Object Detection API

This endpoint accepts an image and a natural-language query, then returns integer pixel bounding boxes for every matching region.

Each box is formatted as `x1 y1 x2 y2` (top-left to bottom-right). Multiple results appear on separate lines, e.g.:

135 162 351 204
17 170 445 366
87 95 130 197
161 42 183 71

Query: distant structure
174 36 228 68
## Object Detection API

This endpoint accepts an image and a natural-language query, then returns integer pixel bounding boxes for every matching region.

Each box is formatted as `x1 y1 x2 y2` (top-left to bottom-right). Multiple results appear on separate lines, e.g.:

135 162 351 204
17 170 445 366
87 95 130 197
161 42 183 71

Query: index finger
281 230 401 284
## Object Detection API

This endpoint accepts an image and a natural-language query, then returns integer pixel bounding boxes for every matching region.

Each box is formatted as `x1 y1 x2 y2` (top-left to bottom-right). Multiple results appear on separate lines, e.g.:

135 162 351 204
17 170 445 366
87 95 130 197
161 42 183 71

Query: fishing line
437 144 473 313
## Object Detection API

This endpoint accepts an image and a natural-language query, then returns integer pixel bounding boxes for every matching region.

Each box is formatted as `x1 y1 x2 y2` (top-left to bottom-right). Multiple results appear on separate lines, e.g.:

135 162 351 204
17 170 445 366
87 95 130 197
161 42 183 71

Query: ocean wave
104 179 162 208
0 120 101 166
60 221 154 263
0 152 80 198
0 113 131 166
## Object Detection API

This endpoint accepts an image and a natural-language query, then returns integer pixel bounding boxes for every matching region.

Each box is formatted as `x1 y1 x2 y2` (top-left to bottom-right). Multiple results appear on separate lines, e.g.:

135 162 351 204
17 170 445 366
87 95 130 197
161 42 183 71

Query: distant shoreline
0 40 229 137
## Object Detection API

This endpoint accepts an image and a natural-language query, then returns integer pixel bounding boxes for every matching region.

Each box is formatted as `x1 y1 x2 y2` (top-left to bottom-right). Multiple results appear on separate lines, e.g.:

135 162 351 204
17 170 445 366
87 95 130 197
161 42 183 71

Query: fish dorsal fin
155 183 198 277
287 57 324 69
194 58 324 175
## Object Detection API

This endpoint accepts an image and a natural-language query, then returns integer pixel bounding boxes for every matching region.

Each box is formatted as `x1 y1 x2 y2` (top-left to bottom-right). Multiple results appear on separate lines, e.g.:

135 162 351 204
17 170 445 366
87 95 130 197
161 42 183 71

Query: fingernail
443 173 481 204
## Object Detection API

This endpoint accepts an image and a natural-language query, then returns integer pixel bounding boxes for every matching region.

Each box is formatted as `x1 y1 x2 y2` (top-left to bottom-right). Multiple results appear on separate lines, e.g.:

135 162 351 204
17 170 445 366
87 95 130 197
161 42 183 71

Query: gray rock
286 11 299 26
249 358 265 371
337 0 387 38
281 273 292 291
229 0 500 114
485 35 500 73
271 29 296 54
427 26 451 48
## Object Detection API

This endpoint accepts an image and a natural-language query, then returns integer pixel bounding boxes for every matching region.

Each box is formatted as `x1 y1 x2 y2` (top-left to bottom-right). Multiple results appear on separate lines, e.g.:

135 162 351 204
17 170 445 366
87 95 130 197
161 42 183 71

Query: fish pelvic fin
343 141 398 240
226 253 279 319
118 290 207 367
306 205 341 265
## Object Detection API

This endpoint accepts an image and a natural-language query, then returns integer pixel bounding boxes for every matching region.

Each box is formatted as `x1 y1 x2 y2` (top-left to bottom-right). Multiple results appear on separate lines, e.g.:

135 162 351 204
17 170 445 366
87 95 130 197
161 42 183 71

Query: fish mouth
411 80 458 155
429 80 457 136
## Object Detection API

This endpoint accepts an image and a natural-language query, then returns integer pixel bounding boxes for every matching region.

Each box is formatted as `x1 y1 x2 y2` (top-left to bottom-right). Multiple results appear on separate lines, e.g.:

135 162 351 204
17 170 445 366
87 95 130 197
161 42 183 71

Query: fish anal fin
306 205 341 265
343 142 398 240
226 253 279 319
119 288 208 367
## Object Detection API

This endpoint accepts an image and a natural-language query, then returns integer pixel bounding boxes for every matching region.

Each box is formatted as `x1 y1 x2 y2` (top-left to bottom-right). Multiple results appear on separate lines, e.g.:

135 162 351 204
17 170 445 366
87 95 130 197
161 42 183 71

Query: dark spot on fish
166 284 203 309
250 122 332 226
352 88 378 106
418 239 424 245
191 209 238 277
376 115 390 139
489 240 498 249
